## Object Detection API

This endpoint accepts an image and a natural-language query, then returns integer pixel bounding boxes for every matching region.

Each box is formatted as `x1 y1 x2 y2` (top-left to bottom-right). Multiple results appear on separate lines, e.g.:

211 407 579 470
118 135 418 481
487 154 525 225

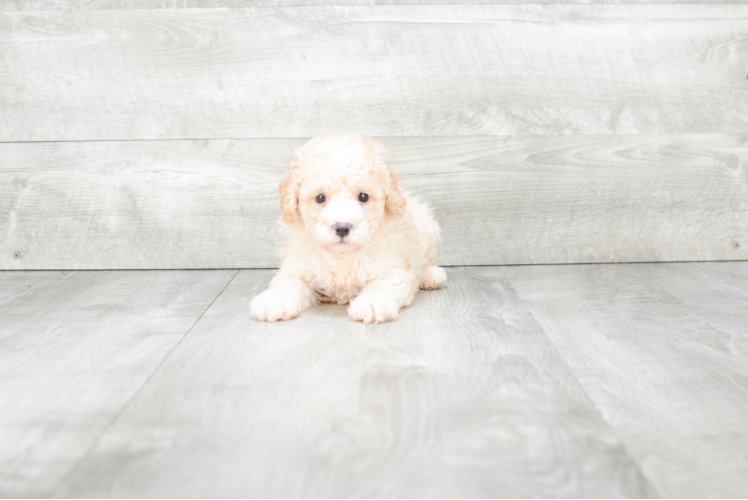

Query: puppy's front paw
420 265 446 290
250 290 304 322
348 293 399 323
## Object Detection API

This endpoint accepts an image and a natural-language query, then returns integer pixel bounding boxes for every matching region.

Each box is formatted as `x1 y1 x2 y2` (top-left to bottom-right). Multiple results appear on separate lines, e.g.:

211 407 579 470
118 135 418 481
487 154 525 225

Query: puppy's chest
311 260 371 304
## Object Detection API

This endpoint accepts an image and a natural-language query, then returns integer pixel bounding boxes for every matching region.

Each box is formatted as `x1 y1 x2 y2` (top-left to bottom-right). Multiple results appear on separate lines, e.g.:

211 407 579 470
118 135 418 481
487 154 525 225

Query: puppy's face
279 134 407 254
297 167 387 254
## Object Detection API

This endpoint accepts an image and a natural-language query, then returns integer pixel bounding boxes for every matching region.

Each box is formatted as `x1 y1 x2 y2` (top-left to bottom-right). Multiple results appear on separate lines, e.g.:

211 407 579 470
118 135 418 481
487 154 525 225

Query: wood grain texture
0 269 236 498
3 0 745 10
504 262 748 498
1 139 289 270
643 262 748 339
54 268 653 497
2 135 746 269
1 5 747 141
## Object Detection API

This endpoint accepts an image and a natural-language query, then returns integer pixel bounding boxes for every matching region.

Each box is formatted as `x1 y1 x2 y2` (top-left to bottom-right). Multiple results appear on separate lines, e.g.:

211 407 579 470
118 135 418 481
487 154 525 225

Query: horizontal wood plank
2 135 746 269
504 262 748 497
0 269 236 497
54 268 653 497
1 139 287 269
1 5 747 141
2 0 744 10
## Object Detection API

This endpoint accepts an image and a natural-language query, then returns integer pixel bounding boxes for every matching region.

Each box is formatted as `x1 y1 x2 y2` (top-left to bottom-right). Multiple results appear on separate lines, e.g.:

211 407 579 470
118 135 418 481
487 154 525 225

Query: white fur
250 132 446 323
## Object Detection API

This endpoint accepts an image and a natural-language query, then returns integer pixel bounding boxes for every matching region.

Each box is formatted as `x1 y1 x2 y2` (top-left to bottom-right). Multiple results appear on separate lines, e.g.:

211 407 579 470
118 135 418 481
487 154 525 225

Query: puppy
250 132 446 323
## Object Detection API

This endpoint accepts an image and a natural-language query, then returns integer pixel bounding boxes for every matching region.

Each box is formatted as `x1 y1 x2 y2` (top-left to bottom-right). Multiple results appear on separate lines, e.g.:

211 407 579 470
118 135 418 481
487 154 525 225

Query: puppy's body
281 192 441 306
250 133 446 323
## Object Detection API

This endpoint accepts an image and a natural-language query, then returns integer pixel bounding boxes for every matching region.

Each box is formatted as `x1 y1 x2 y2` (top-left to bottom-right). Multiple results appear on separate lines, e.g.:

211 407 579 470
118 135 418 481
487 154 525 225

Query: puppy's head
278 133 407 254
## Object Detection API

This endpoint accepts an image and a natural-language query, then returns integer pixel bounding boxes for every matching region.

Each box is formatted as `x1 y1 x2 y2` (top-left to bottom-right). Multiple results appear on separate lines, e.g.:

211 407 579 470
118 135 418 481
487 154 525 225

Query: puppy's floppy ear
278 163 300 224
386 171 407 217
371 139 407 217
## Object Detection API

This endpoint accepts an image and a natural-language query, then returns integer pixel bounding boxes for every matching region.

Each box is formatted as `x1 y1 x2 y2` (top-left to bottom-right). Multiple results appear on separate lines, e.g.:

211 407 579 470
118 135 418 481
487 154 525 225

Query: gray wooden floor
2 263 747 498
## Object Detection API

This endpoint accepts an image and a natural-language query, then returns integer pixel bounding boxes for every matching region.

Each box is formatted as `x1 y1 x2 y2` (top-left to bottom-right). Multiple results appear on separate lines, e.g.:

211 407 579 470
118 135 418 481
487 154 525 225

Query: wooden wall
1 3 746 269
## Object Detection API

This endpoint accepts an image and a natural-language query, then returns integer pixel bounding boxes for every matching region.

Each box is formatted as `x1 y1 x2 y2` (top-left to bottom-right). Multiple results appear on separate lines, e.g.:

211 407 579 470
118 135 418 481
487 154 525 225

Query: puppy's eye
316 194 326 203
358 193 369 202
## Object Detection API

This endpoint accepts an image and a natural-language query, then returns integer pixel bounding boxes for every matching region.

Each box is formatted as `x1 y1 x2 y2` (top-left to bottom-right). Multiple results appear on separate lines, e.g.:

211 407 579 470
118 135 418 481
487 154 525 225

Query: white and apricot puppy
250 132 446 323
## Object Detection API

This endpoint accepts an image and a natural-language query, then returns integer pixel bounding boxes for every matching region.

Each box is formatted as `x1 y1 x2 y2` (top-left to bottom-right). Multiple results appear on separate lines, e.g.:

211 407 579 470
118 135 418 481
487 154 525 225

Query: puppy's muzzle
334 223 352 238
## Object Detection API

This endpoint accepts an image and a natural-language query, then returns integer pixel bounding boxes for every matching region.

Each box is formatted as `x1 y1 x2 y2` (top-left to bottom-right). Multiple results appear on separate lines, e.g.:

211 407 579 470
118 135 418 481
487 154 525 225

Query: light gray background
2 3 746 269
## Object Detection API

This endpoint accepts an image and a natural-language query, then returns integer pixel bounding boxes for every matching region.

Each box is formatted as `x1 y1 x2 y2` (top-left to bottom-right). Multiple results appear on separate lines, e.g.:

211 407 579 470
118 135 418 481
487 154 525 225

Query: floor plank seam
518 294 664 498
3 259 748 273
47 269 240 497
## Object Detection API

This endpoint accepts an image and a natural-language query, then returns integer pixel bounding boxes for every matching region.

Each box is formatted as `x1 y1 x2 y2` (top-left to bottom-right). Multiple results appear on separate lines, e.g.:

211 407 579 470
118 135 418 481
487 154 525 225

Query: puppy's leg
420 265 446 290
250 274 315 322
419 229 446 290
348 271 419 324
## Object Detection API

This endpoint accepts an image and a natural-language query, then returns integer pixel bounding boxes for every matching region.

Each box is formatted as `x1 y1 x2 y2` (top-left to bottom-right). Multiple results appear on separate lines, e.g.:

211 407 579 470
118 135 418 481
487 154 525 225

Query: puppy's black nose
335 223 351 237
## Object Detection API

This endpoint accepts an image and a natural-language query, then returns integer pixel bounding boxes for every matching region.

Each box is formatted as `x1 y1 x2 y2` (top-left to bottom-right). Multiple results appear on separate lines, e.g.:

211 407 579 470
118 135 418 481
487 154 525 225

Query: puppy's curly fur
250 132 446 323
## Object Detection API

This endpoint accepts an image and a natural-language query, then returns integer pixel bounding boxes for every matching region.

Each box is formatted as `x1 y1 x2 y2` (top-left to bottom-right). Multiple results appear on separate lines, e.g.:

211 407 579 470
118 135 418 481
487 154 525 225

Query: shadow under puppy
250 132 446 323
